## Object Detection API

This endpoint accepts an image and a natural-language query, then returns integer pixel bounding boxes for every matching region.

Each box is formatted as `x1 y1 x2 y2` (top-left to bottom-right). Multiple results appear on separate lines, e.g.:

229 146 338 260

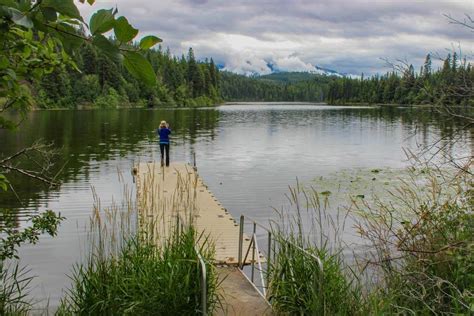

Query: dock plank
135 162 258 265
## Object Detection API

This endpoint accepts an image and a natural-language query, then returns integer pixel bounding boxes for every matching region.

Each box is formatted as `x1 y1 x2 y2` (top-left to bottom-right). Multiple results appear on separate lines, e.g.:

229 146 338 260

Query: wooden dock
135 162 272 315
134 162 259 265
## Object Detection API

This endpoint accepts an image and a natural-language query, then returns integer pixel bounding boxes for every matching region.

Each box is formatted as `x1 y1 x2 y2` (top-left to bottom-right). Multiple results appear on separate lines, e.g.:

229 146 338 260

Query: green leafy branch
1 209 64 261
0 0 163 130
1 0 162 86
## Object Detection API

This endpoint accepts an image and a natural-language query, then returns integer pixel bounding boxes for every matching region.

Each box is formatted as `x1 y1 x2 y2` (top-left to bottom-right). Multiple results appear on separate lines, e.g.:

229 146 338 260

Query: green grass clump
267 185 364 315
0 264 32 315
59 228 217 315
268 234 362 315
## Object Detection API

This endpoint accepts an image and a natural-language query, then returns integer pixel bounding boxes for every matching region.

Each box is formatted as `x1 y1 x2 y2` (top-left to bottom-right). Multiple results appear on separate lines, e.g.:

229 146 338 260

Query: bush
356 166 474 314
93 87 120 108
73 75 101 104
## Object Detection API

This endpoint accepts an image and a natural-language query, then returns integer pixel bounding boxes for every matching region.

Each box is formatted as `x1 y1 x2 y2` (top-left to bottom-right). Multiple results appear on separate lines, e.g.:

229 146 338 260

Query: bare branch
0 164 58 186
444 13 474 31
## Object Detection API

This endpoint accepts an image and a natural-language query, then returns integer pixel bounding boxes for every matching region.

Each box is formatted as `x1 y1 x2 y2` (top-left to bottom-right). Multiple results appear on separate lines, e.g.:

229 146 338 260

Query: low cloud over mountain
79 0 473 76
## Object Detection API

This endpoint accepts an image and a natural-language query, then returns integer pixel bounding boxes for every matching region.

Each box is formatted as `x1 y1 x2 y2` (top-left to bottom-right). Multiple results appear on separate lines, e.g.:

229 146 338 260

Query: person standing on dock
157 120 171 167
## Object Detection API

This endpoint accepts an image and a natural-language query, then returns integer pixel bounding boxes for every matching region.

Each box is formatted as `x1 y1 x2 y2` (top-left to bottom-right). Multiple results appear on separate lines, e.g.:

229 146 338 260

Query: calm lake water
0 103 472 306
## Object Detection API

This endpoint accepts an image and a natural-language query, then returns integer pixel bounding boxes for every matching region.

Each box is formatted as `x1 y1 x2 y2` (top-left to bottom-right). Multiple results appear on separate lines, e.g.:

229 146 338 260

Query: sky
78 0 474 76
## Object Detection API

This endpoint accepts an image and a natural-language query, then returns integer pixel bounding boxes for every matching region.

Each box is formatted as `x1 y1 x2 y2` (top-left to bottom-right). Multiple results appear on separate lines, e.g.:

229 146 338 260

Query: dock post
251 222 256 282
238 215 244 268
267 231 272 295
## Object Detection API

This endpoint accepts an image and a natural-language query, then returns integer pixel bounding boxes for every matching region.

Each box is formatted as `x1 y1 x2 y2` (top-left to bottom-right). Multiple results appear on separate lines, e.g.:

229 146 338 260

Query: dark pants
160 143 170 166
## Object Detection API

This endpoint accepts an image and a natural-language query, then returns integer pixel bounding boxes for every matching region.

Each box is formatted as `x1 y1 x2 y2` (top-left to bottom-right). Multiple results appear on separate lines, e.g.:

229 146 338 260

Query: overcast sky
78 0 473 76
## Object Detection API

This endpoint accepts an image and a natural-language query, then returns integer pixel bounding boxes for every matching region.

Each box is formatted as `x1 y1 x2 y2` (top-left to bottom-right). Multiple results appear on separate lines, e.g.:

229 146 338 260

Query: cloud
77 0 474 75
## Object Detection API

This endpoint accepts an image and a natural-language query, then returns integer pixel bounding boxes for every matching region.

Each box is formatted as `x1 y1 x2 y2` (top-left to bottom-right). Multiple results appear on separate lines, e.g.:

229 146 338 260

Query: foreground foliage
59 228 218 315
268 186 364 315
0 0 160 313
269 235 362 315
267 162 473 315
0 195 63 314
0 0 161 127
356 165 474 314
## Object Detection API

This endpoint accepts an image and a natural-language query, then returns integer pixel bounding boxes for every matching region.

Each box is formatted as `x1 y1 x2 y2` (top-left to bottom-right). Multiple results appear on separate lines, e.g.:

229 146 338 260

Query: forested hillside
220 53 473 106
220 71 331 101
38 48 473 108
37 45 221 108
327 54 473 106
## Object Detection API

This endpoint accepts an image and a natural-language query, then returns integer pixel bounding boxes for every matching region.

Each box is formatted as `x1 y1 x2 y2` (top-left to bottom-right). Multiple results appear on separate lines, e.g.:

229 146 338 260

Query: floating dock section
134 162 272 315
134 162 257 265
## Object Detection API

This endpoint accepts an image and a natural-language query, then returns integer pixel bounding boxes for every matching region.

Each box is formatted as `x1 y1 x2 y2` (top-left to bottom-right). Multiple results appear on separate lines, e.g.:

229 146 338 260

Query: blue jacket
158 128 171 144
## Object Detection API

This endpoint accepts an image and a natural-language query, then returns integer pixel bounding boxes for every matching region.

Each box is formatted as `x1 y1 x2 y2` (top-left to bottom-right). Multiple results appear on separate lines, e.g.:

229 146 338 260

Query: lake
0 103 472 307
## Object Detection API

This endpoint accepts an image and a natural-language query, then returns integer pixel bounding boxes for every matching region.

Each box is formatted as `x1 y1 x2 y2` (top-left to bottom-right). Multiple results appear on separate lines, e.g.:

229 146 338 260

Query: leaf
89 9 115 35
0 56 9 69
114 16 138 43
78 0 95 4
92 34 122 63
4 69 17 80
0 174 9 191
17 0 31 11
54 23 82 53
139 35 162 50
123 51 156 86
1 6 33 28
40 6 57 22
42 0 82 21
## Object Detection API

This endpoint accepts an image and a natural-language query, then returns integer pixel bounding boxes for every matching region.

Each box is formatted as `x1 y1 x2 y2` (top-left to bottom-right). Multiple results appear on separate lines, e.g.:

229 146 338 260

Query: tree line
219 53 473 107
327 53 473 106
220 71 331 102
36 48 473 108
37 45 221 108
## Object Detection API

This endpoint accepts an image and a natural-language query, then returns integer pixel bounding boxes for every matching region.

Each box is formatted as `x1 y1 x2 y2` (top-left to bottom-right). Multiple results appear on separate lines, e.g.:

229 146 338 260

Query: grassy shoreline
266 162 473 315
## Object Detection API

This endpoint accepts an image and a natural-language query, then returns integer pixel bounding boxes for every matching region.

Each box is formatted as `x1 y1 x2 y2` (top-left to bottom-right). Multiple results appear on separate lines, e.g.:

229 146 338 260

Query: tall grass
0 263 32 315
268 185 364 315
59 229 217 315
354 161 474 314
267 159 473 315
59 168 219 315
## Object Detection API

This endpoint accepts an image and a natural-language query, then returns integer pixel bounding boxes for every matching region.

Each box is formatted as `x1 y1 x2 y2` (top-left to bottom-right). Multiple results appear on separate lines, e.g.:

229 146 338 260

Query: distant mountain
216 63 346 78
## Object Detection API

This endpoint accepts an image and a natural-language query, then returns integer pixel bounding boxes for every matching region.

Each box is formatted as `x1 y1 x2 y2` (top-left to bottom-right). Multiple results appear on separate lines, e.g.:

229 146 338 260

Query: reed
0 263 32 315
59 167 219 315
267 158 473 315
267 184 364 315
354 160 474 314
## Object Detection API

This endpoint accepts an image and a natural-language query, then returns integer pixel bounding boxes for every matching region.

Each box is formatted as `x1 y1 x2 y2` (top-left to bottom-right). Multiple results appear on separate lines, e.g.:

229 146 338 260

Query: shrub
93 88 120 108
355 166 474 314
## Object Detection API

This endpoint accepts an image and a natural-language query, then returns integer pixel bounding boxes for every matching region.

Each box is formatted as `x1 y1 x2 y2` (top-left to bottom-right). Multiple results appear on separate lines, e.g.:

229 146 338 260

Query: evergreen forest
37 45 221 108
36 46 473 108
220 53 473 106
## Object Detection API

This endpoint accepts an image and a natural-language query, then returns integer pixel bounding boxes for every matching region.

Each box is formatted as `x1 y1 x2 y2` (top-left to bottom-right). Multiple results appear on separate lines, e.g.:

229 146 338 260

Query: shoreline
27 101 454 111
